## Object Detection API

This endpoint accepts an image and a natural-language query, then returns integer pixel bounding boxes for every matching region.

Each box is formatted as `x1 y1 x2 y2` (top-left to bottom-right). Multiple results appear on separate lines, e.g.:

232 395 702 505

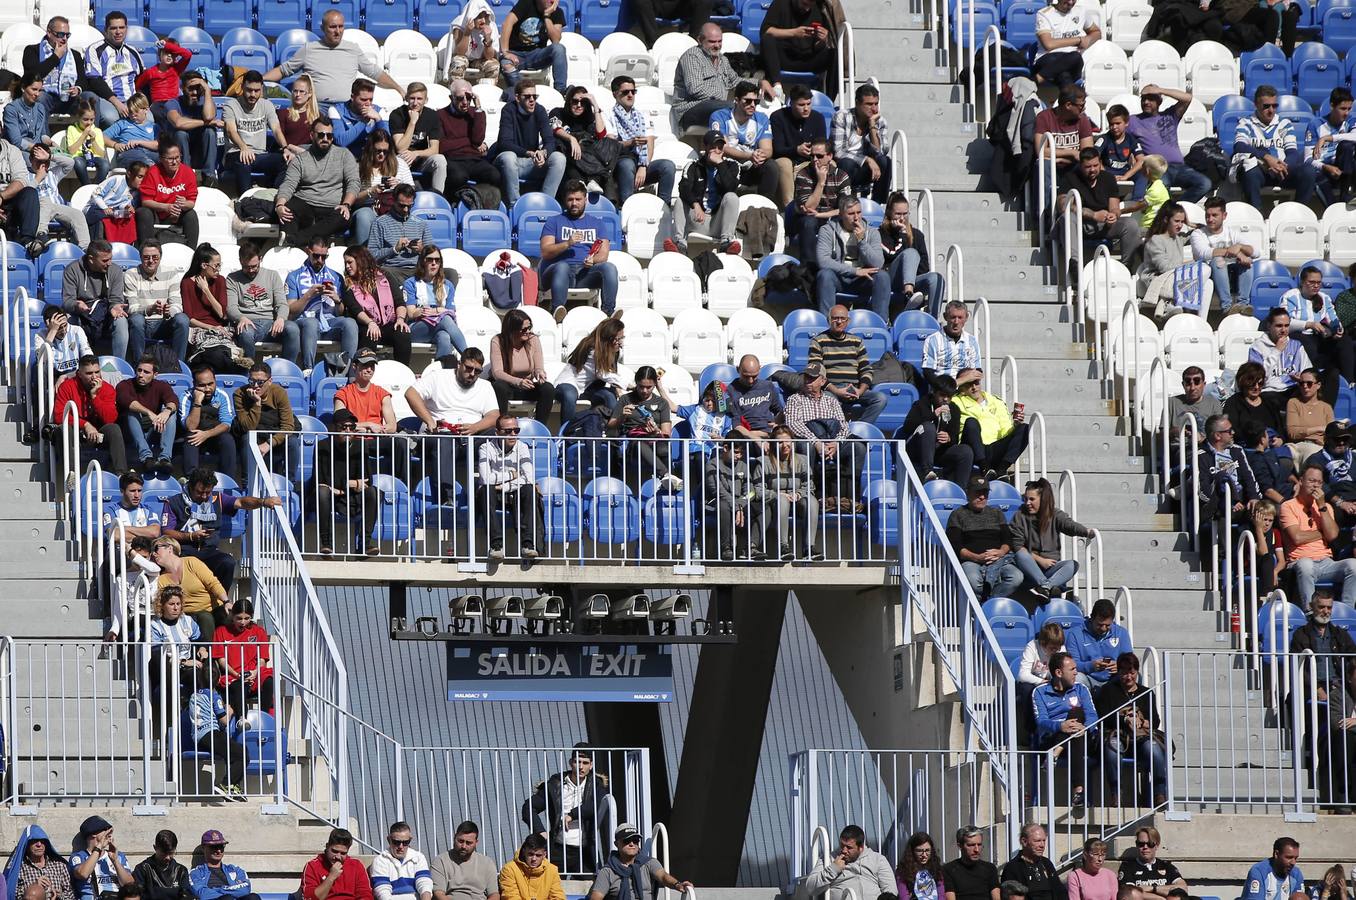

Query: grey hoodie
816 220 886 277
802 847 897 900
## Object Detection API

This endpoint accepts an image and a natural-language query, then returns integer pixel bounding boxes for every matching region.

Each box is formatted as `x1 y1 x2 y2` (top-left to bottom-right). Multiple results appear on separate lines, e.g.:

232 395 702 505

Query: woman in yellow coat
499 836 566 900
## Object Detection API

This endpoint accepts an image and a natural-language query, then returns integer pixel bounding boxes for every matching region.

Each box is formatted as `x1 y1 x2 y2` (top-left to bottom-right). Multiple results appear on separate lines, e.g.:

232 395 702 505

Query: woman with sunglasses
880 192 946 316
551 86 617 201
353 128 414 245
490 308 554 422
403 245 468 361
1223 361 1284 449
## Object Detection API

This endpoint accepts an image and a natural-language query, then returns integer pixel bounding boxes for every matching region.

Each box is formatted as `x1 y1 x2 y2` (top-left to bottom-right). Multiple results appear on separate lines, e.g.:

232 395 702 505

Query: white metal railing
944 243 965 310
1297 650 1356 815
978 25 1003 126
972 296 992 374
835 22 856 109
1086 244 1114 369
1036 136 1057 264
916 188 936 267
890 129 909 196
1060 189 1085 326
1015 410 1048 486
996 354 1018 404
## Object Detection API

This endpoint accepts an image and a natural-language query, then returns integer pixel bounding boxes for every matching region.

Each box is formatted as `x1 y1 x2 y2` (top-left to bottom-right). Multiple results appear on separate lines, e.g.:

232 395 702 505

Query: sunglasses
51 30 70 37
1260 103 1278 109
1183 376 1203 384
740 96 758 104
374 147 389 155
569 98 585 105
1298 379 1319 386
457 93 475 101
520 94 538 100
1135 842 1156 848
519 325 533 334
389 839 412 846
617 88 636 96
314 133 335 140
812 152 828 159
463 365 483 375
499 427 520 434
206 845 226 851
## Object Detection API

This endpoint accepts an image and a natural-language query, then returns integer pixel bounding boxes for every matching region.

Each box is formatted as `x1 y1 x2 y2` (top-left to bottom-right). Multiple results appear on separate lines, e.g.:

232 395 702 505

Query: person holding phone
490 309 554 422
538 180 618 320
286 234 360 371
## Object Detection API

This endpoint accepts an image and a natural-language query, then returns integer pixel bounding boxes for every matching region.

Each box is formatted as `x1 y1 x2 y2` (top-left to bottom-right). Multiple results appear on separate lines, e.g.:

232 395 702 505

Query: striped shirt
922 330 981 377
1313 117 1356 168
25 166 63 205
366 212 431 265
1232 115 1295 164
85 41 144 101
671 46 739 120
808 330 872 388
794 162 851 214
831 107 890 166
125 266 186 317
150 614 199 661
40 324 91 374
784 390 848 440
607 105 652 165
1280 288 1342 334
369 849 434 900
708 107 771 153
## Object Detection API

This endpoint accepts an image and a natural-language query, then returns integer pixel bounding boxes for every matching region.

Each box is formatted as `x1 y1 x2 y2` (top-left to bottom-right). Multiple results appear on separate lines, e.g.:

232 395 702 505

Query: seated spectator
706 437 766 561
1018 622 1066 716
222 70 288 195
770 83 826 208
166 72 219 180
895 833 945 900
609 365 679 490
149 585 205 687
1136 202 1189 316
1066 842 1116 900
447 3 501 83
70 817 135 900
115 356 177 475
673 25 739 130
123 239 189 364
182 675 251 797
329 78 385 156
161 467 280 590
136 38 192 128
497 835 563 900
182 243 242 373
0 134 40 254
1125 86 1211 202
1117 827 1188 897
947 477 1023 599
494 81 566 206
1311 424 1356 503
923 301 981 381
1032 651 1099 810
998 826 1060 900
63 240 128 359
1190 413 1260 538
1010 476 1091 598
4 75 75 183
153 536 229 640
782 362 867 512
1241 424 1295 507
587 824 692 900
342 245 412 365
367 185 429 285
52 354 128 475
808 304 885 423
1282 266 1354 388
489 309 552 422
1188 198 1255 317
260 11 403 107
728 355 783 441
1096 105 1145 207
275 119 360 249
759 423 820 561
499 0 568 99
335 350 397 433
814 199 890 319
1286 368 1333 463
84 159 146 245
1254 500 1288 595
1061 147 1142 266
233 361 298 476
1224 362 1284 443
106 93 159 169
80 13 140 127
133 830 191 900
556 318 625 423
1066 597 1134 690
942 828 999 900
404 246 467 361
953 368 1029 480
540 180 619 320
103 472 162 550
1033 0 1100 87
790 138 849 263
709 82 779 201
478 414 544 560
1035 85 1095 186
437 81 502 195
370 823 433 900
1240 839 1305 900
1290 590 1356 702
609 76 676 205
352 129 414 246
880 192 943 315
802 826 896 900
25 143 88 248
180 366 237 476
831 84 890 204
429 822 498 900
14 825 74 900
288 235 360 371
757 0 841 99
37 305 91 384
551 87 617 200
189 831 261 900
304 831 376 900
1312 87 1356 205
899 374 974 485
405 350 500 504
1232 85 1316 209
686 380 740 457
228 240 300 364
136 137 199 249
309 408 379 556
1280 462 1356 608
668 130 743 256
388 83 447 195
1322 658 1356 812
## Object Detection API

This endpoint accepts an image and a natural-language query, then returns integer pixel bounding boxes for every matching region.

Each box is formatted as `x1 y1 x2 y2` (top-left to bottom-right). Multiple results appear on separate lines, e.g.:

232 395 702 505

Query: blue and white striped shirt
369 849 434 900
1232 115 1296 160
85 41 144 102
607 105 652 165
1280 287 1342 334
921 331 981 378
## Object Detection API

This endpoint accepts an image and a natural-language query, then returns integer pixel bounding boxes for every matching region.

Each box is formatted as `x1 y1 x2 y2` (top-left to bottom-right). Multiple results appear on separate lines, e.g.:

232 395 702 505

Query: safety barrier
836 22 857 109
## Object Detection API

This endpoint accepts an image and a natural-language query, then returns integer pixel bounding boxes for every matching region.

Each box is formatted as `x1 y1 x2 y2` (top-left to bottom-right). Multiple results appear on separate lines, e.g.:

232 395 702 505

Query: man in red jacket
135 137 198 248
51 353 128 475
303 829 373 900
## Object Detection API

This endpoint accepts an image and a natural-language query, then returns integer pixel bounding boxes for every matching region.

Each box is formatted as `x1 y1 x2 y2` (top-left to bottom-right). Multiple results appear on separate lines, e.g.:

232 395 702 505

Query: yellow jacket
498 859 566 900
953 390 1015 444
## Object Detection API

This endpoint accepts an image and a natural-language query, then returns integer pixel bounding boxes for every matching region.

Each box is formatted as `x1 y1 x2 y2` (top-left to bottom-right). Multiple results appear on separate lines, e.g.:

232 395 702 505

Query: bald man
262 11 403 106
673 24 741 129
727 354 783 438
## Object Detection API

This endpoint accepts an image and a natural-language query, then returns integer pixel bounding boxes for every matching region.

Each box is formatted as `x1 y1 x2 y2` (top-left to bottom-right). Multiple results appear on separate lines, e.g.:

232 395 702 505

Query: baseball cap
614 824 642 844
80 815 113 836
801 361 824 380
1325 420 1351 442
200 830 229 846
966 477 990 497
332 408 358 427
702 129 726 149
354 349 379 367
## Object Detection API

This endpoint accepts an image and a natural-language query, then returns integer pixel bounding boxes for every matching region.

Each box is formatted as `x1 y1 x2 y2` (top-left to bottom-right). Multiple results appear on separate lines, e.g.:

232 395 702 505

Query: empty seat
1270 201 1322 266
673 308 727 374
726 307 781 365
382 29 437 82
1132 40 1185 91
1183 40 1238 105
618 308 672 367
367 0 418 37
1083 41 1132 104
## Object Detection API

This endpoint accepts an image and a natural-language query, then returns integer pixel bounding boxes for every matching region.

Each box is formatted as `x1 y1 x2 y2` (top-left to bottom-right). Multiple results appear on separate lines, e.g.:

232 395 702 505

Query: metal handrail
944 243 965 307
1016 410 1048 485
978 24 1002 125
916 188 936 269
1177 415 1200 551
1089 244 1114 370
889 129 909 196
972 296 992 374
835 22 856 109
1233 527 1256 649
1035 136 1057 263
1060 188 1085 323
997 354 1019 404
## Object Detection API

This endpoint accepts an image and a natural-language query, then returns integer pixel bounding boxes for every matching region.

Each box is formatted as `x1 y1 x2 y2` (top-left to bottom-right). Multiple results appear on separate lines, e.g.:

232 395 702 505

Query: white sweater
1018 640 1066 686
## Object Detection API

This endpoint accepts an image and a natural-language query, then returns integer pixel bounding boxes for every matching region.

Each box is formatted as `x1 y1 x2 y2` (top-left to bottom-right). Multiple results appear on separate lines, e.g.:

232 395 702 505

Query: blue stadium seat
217 374 249 395
1324 4 1356 55
71 471 120 531
485 0 515 24
951 0 999 51
741 0 774 44
1212 94 1253 135
538 476 582 544
260 2 310 38
417 0 465 35
643 486 693 546
369 474 413 542
1292 44 1342 108
159 373 191 400
591 210 623 246
1248 268 1296 317
142 476 184 506
583 477 639 545
99 356 135 380
124 24 160 55
1301 258 1349 294
1276 94 1315 127
98 0 145 27
1004 0 1042 50
859 198 885 229
266 358 304 379
1242 45 1289 99
848 310 891 363
222 27 274 70
987 479 1023 520
847 420 891 485
169 27 220 69
982 597 1032 669
517 418 558 479
1317 0 1352 21
458 205 513 257
273 374 308 413
579 0 621 40
1335 382 1356 420
272 28 318 61
865 479 899 546
1259 598 1306 663
511 192 562 252
783 309 827 368
366 0 416 36
3 255 38 297
313 375 347 418
923 478 966 525
293 415 326 483
412 191 457 245
205 0 256 34
873 382 918 435
1331 601 1356 637
1033 596 1084 632
109 242 141 272
148 0 201 31
38 242 84 303
412 476 464 533
810 90 836 135
310 0 361 29
698 363 738 398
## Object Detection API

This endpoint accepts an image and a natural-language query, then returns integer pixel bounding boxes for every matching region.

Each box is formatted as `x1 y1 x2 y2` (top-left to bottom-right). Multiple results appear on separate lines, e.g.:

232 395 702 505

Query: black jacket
896 397 961 445
769 107 826 162
309 435 373 492
880 224 931 273
678 158 741 210
1290 620 1356 659
521 770 610 846
999 854 1065 900
133 856 192 900
1193 443 1259 519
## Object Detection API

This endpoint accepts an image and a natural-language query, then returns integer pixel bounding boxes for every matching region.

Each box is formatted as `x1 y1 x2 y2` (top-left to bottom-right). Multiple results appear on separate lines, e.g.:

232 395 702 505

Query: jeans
82 91 123 129
963 420 1031 472
1 184 39 242
182 430 238 477
73 155 111 186
236 316 302 363
352 206 377 245
962 553 1024 598
128 312 190 363
676 193 740 249
124 412 178 463
281 199 350 248
555 383 619 423
115 147 158 169
1293 556 1356 607
794 212 827 263
481 484 545 551
225 150 287 195
501 43 568 96
1162 163 1211 203
135 207 199 248
840 390 886 424
175 126 218 179
544 260 618 314
408 316 467 359
887 249 947 316
495 151 567 205
1239 160 1317 208
1207 257 1255 312
298 316 360 371
678 98 730 130
1015 547 1079 593
1103 733 1170 800
837 155 891 204
616 156 677 204
814 268 891 318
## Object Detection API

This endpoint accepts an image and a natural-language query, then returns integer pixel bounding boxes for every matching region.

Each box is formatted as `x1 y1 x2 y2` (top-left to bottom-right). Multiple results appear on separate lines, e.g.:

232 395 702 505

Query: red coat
52 377 117 428
133 41 191 102
141 161 198 222
302 855 373 900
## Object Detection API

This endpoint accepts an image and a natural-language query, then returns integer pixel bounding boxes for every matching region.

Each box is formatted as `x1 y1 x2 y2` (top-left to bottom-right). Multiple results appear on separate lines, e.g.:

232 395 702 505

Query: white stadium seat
383 30 438 83
561 306 608 354
1226 202 1269 259
457 306 502 358
706 268 754 317
442 248 483 308
1132 40 1185 92
621 193 675 260
597 32 654 85
1268 201 1322 266
561 31 600 86
609 250 649 312
1184 40 1239 105
1322 204 1356 267
726 307 782 366
521 305 563 364
1082 41 1133 105
619 307 673 367
672 308 727 373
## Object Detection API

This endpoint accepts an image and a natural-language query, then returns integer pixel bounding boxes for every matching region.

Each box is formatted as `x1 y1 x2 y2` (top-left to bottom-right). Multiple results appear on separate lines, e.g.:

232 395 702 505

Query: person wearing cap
782 362 868 513
808 303 885 424
586 825 692 900
14 824 74 900
369 823 433 900
70 817 134 900
952 368 1029 481
303 829 374 900
478 414 543 561
188 831 258 900
521 744 610 873
947 478 1024 600
669 130 743 257
430 822 499 900
335 350 398 434
308 407 381 557
1307 421 1354 490
814 197 891 321
133 831 191 900
497 835 563 900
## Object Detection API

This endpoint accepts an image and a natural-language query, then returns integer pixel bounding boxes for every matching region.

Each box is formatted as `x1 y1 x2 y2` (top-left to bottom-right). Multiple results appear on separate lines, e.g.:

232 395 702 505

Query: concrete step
977 302 1069 324
1035 414 1124 437
988 321 1085 348
0 499 60 520
1102 555 1205 591
1095 529 1193 553
0 803 315 845
0 517 65 541
1073 472 1161 494
1006 378 1112 414
1009 358 1100 380
928 190 1015 212
931 229 1038 255
1044 450 1145 474
3 596 104 632
11 649 128 686
14 706 146 757
0 478 55 509
925 208 1030 232
965 267 1060 299
0 538 82 576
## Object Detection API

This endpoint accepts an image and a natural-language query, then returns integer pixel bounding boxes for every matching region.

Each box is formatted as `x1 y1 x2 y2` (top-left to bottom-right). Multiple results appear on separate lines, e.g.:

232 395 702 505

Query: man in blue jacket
1032 651 1099 815
189 830 260 900
1065 597 1133 689
1240 838 1305 900
493 81 565 205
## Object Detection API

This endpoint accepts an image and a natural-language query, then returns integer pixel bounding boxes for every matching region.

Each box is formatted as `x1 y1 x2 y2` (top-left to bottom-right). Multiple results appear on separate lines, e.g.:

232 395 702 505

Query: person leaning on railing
586 824 692 900
705 435 766 562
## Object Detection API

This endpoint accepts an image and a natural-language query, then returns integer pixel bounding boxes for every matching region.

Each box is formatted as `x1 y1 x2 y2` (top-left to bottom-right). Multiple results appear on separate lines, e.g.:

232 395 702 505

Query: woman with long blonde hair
279 74 320 158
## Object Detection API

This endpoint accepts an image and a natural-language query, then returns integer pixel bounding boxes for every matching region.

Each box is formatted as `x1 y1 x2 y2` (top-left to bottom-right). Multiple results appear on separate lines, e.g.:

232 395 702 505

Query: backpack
868 352 915 387
456 183 502 211
736 206 778 259
1184 137 1227 184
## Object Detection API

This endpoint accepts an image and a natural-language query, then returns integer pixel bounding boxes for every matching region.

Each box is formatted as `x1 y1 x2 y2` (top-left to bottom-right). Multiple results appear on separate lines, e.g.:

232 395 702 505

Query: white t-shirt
413 371 497 426
1188 224 1247 261
559 777 584 847
1035 4 1088 58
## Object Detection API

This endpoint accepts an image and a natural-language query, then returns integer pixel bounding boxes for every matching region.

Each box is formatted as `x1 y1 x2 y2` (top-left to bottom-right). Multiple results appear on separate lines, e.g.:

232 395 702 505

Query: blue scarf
606 852 647 900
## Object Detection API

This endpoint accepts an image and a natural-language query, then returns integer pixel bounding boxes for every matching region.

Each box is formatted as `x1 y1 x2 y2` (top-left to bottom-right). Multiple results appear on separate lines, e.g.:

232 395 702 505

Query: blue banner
447 645 674 702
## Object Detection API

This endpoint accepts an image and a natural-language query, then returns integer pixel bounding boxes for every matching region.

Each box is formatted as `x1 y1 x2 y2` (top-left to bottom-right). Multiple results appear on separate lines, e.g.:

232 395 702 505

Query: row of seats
983 595 1089 669
781 308 948 370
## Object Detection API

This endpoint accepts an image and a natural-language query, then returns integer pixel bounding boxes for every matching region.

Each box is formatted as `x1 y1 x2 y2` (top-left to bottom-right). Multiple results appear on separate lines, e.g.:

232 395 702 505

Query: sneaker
720 547 734 561
364 543 381 556
779 544 794 561
554 305 568 324
751 548 767 561
25 238 45 257
923 471 939 483
809 550 825 561
908 290 926 310
212 783 235 800
521 545 538 560
319 545 334 557
1235 303 1253 317
1070 789 1085 818
227 783 248 801
662 238 681 254
586 179 604 194
154 457 171 475
489 546 505 561
720 240 742 255
659 473 684 492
